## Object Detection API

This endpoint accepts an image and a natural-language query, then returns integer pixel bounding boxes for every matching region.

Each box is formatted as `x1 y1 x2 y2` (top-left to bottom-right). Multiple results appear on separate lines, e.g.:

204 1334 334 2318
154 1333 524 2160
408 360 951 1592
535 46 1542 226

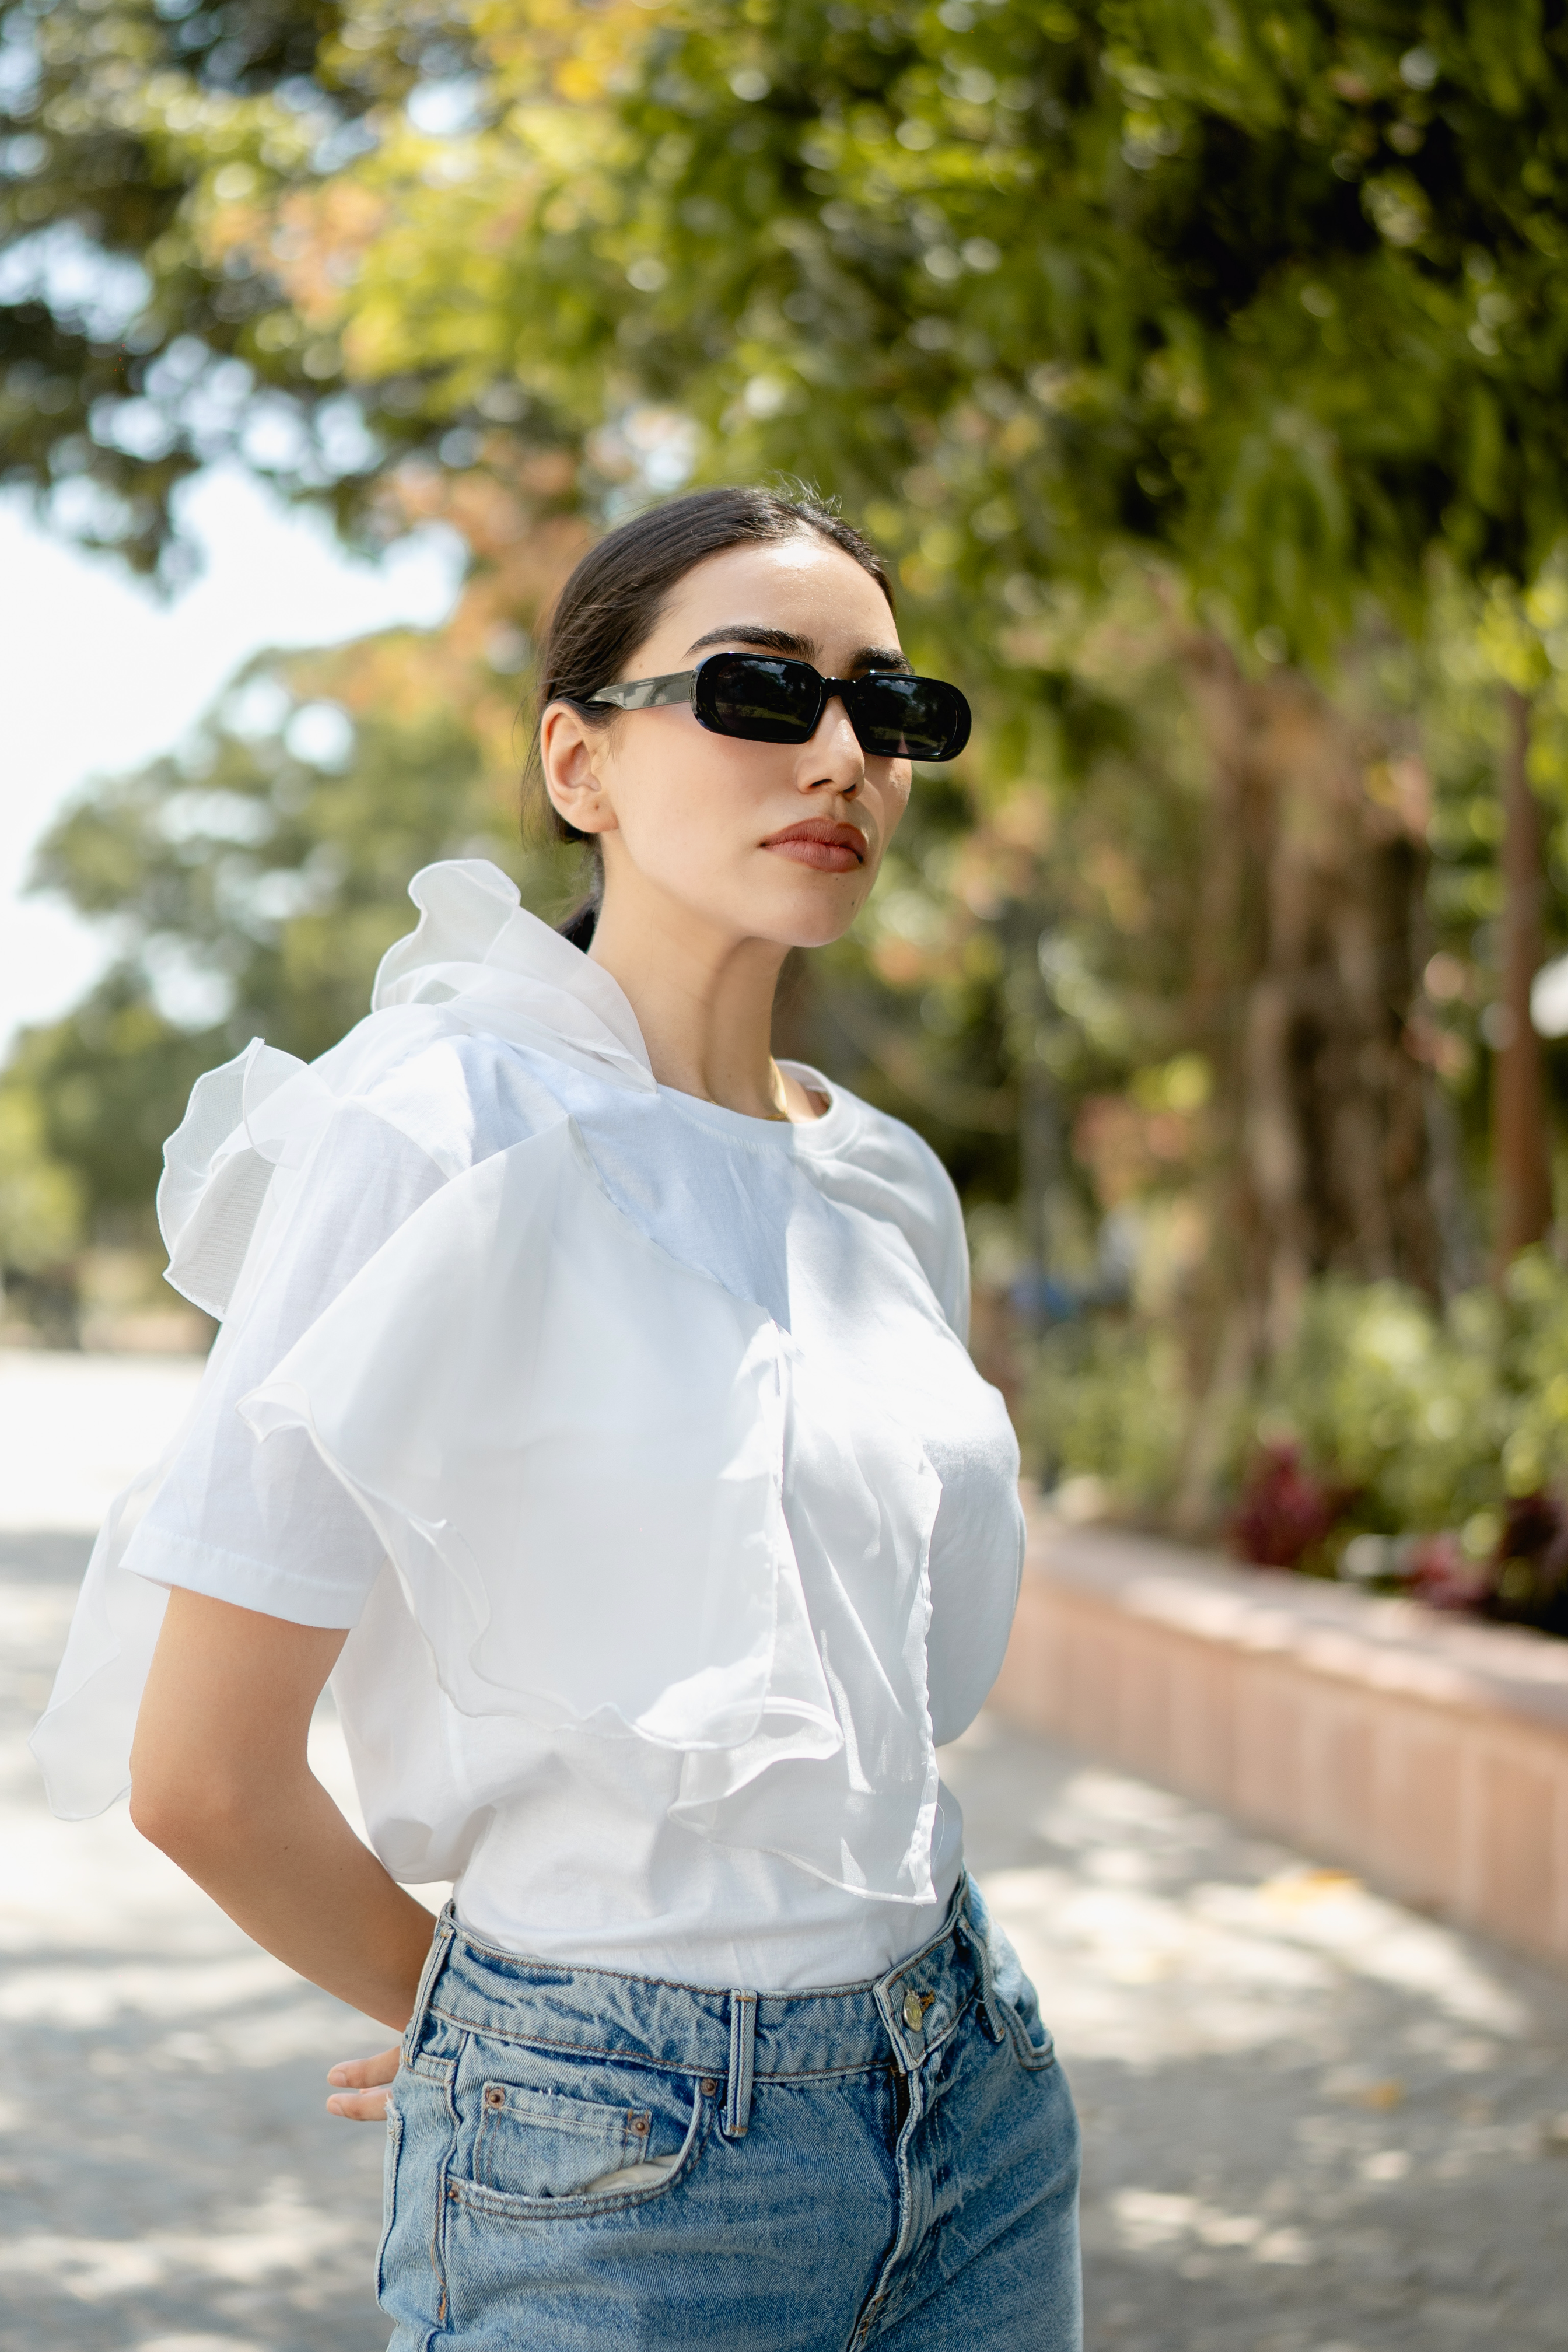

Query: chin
755 876 867 950
648 861 869 951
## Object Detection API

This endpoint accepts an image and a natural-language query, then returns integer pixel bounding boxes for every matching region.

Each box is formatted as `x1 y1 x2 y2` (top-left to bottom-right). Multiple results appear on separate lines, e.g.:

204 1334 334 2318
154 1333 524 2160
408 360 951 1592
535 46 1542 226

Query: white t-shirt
33 861 1025 1991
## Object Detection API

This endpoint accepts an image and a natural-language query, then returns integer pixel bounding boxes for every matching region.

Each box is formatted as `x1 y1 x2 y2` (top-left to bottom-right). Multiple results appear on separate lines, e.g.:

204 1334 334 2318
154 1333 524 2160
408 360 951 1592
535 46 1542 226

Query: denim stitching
445 2078 712 2221
374 2103 402 2308
425 2003 895 2083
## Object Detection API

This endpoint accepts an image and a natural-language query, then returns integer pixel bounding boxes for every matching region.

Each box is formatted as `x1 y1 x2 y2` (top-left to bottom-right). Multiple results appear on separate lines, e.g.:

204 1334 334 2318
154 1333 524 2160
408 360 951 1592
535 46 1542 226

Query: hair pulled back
529 484 894 947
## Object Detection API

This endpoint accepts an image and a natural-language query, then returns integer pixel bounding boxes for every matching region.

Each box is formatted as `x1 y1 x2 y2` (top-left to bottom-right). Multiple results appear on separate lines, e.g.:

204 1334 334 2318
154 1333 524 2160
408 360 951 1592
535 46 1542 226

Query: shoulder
790 1071 971 1339
160 1019 583 1322
320 1019 575 1179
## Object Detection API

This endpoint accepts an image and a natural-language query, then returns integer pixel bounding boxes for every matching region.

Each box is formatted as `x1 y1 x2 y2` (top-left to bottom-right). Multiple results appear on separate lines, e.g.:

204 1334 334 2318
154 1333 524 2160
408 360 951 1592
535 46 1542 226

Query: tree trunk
1185 641 1443 1302
1172 638 1446 1525
1492 686 1553 1267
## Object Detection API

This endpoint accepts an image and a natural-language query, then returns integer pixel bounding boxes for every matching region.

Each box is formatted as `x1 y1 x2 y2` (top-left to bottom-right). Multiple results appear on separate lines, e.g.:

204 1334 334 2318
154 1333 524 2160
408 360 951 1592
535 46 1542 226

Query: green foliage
1250 1279 1505 1538
12 0 1568 1502
0 0 454 572
1024 1312 1188 1507
12 0 1568 1184
0 1076 84 1272
10 1 1568 649
1254 1254 1568 1542
303 0 1568 651
1037 1250 1568 1548
4 987 223 1229
15 631 582 1234
1492 1247 1568 1498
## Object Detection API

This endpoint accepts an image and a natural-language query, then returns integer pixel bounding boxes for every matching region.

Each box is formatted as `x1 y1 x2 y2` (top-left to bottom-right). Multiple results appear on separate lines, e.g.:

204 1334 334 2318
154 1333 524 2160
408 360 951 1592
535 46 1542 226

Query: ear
540 702 621 837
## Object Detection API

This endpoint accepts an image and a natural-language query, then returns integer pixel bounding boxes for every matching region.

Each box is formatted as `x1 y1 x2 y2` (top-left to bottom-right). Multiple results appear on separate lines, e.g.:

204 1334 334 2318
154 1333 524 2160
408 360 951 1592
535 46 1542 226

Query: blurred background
7 12 1568 2351
9 0 1568 1631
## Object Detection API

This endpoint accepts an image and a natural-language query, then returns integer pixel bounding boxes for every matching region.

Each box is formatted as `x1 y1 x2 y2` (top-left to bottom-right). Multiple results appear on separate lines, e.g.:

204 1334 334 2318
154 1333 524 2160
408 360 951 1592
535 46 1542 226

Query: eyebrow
683 623 912 675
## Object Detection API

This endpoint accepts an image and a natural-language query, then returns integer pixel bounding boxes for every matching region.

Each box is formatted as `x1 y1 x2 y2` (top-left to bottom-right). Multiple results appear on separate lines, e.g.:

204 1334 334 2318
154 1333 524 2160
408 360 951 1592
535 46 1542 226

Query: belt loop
401 1900 457 2064
956 1877 1007 2046
722 1989 757 2138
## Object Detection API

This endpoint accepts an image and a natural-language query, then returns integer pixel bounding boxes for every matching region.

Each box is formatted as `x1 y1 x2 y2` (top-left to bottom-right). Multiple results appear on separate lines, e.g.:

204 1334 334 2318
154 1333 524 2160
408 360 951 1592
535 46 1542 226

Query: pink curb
990 1494 1568 1969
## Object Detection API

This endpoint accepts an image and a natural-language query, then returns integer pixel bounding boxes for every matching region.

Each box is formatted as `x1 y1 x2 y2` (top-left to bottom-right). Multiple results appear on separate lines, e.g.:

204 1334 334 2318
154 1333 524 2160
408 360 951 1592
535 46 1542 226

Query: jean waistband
414 1875 1005 2090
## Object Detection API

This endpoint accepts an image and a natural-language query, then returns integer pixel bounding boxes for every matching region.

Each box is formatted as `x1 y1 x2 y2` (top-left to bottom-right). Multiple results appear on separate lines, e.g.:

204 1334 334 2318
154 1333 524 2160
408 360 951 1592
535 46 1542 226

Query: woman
33 485 1081 2348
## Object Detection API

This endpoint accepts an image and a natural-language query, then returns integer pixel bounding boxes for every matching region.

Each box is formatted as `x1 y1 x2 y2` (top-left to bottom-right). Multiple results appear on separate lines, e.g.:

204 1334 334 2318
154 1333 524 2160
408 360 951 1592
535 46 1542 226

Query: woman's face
540 534 914 952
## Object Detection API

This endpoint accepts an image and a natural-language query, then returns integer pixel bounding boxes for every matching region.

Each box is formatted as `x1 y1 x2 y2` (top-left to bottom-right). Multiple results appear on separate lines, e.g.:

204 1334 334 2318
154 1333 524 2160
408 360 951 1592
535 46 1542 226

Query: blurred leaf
0 1078 85 1271
15 621 585 1229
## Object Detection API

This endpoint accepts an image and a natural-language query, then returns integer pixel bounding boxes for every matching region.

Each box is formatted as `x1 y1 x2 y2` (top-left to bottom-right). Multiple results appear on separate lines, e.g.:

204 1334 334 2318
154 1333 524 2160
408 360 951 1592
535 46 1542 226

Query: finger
327 2045 402 2090
326 2085 390 2123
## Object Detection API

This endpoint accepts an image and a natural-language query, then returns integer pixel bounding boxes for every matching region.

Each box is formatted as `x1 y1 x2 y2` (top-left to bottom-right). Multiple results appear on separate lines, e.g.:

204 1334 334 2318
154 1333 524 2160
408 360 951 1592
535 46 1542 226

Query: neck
589 884 793 1121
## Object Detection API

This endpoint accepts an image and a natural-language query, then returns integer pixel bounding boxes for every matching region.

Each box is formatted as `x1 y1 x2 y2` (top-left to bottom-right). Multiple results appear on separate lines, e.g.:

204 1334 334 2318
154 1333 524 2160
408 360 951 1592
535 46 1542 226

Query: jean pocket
475 2080 662 2199
454 2053 711 2219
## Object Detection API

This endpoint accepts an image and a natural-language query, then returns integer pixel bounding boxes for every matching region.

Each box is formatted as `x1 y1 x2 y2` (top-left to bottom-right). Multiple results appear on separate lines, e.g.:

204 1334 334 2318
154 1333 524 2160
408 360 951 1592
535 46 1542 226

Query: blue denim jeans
379 1878 1081 2349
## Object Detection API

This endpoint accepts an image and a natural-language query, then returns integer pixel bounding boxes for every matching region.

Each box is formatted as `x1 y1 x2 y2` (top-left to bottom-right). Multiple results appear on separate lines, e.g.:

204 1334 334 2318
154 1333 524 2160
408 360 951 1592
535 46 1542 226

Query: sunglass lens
852 676 972 762
696 654 820 743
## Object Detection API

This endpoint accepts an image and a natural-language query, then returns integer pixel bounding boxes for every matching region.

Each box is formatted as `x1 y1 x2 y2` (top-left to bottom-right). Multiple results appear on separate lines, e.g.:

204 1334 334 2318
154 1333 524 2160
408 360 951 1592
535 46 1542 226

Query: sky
0 466 463 1057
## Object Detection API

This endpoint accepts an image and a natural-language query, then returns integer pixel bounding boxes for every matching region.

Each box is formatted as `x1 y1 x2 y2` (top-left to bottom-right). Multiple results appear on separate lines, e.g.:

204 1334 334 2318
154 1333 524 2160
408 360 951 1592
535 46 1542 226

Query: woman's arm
130 1588 436 2039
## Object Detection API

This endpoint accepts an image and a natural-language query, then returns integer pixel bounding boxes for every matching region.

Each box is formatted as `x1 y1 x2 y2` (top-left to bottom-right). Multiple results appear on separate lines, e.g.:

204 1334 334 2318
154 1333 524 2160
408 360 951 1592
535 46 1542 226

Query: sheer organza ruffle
31 860 947 1902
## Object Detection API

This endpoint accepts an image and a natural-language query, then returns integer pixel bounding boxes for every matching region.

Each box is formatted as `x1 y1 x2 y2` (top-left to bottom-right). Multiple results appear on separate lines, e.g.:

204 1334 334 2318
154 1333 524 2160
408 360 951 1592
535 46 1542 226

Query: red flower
1229 1441 1353 1570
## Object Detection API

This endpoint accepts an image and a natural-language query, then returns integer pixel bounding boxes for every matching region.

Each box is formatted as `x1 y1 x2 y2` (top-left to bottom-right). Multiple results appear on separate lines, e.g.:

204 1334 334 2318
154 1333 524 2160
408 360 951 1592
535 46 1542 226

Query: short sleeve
121 1103 448 1628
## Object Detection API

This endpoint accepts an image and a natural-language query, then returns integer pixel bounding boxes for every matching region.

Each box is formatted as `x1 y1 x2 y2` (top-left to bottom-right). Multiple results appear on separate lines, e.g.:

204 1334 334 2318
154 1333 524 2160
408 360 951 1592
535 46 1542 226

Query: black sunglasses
580 652 971 762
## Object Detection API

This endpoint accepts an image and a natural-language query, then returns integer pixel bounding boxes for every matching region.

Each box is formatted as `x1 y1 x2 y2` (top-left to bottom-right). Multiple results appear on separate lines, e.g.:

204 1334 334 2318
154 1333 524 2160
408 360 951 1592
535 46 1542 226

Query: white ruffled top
32 862 1026 1989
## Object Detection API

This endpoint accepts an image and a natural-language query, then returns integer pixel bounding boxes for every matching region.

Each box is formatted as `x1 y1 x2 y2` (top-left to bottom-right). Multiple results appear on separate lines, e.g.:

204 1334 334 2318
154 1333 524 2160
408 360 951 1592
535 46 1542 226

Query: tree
14 4 1567 622
0 1069 83 1299
0 0 471 573
17 622 583 1234
10 0 1568 1426
291 0 1559 1305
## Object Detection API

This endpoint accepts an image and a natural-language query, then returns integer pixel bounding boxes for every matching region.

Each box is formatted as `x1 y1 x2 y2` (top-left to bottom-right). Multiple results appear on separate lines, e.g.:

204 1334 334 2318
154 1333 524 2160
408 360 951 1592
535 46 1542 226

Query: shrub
1244 1279 1505 1541
1023 1314 1186 1513
1226 1441 1354 1570
1023 1252 1568 1635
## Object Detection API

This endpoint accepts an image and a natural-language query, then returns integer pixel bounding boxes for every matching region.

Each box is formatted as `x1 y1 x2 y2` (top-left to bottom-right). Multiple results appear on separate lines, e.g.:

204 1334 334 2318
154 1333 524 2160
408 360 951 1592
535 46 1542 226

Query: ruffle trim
33 862 944 1902
156 859 654 1321
372 859 654 1091
235 1118 941 1901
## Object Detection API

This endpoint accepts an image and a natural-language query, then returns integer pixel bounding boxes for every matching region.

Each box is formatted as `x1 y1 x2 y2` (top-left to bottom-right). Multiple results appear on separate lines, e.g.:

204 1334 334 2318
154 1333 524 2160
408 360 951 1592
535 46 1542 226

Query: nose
798 694 865 797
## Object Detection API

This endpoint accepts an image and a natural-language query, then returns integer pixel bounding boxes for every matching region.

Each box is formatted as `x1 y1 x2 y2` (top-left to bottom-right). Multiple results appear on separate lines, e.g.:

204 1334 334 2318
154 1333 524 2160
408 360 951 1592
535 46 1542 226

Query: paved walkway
4 1353 1566 2351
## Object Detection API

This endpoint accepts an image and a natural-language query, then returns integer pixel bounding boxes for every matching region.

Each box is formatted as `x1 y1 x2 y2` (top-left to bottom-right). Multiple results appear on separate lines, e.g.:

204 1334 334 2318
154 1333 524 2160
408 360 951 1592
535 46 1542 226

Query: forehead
648 535 899 654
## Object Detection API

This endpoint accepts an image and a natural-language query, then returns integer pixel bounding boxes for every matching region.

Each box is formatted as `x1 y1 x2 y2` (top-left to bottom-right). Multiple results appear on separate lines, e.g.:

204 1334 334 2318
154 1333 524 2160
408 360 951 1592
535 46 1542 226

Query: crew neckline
656 1061 853 1153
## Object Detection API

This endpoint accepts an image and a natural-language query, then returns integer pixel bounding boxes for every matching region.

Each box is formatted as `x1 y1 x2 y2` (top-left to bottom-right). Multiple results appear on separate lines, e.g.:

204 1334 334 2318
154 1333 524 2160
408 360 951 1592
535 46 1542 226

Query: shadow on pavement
943 1716 1568 2351
6 1525 1568 2350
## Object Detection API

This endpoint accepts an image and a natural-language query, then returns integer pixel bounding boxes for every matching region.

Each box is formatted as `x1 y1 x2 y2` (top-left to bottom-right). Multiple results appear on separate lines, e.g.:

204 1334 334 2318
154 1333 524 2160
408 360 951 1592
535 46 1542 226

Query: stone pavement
4 1352 1567 2352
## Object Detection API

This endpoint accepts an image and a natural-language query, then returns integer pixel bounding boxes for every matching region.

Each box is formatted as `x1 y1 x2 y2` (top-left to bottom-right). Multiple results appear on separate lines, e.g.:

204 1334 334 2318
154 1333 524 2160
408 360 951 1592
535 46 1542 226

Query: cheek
864 768 913 862
612 740 750 872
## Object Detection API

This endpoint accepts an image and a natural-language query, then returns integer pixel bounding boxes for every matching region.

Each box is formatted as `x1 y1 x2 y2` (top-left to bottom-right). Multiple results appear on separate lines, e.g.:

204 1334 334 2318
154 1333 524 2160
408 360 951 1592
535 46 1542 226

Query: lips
762 818 868 873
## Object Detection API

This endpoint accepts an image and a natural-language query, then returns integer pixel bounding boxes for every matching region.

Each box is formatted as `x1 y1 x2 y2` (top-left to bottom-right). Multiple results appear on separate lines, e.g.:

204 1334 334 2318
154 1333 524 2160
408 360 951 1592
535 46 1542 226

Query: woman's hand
327 2044 402 2121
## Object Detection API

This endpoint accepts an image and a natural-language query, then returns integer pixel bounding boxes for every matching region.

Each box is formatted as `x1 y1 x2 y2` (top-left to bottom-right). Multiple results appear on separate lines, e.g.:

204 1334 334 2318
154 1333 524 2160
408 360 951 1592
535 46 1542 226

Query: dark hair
527 484 895 947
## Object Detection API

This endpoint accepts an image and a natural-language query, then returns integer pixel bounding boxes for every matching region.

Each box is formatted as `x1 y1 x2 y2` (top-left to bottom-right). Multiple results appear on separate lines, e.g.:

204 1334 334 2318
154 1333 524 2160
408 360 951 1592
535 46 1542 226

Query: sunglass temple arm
583 671 698 712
